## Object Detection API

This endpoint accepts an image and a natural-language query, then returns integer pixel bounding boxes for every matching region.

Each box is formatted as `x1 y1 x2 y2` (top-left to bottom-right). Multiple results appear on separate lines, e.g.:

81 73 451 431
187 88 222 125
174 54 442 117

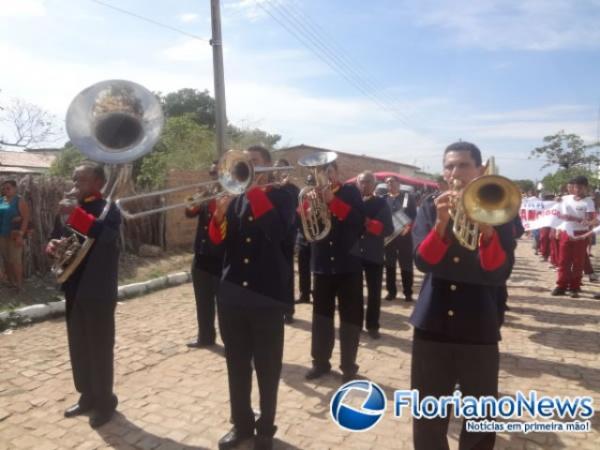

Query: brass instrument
297 151 337 242
52 79 164 283
115 149 293 219
449 157 521 250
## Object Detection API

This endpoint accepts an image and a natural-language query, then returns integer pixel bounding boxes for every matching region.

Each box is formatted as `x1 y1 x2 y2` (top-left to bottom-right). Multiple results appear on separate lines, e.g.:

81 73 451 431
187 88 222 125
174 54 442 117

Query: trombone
116 149 293 220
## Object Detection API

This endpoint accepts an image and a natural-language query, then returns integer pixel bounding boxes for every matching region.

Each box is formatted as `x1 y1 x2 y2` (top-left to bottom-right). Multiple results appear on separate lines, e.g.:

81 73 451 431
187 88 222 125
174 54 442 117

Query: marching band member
384 176 417 302
295 174 315 304
209 146 294 450
46 164 121 428
356 171 393 339
274 158 300 324
551 176 595 298
305 160 365 383
185 162 223 348
410 142 514 450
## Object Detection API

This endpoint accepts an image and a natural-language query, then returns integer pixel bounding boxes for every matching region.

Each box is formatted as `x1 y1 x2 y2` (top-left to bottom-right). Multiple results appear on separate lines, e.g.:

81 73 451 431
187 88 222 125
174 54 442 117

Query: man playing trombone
208 146 295 450
185 161 224 348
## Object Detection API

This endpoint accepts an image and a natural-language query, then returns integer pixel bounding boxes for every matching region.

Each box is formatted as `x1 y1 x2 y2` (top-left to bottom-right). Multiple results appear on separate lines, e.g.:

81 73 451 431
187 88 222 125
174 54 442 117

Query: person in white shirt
551 176 595 298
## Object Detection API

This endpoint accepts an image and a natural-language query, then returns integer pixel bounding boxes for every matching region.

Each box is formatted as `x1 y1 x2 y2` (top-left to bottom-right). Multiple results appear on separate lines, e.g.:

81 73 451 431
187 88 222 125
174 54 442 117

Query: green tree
227 124 281 150
134 115 215 188
540 167 599 194
530 130 600 169
48 142 86 177
158 88 215 128
513 179 535 193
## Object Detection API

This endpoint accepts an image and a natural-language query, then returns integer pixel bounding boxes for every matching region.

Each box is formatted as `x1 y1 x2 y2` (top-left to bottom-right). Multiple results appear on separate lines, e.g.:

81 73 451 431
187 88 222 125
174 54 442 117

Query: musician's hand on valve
46 239 61 257
433 191 453 238
321 185 334 204
479 224 495 243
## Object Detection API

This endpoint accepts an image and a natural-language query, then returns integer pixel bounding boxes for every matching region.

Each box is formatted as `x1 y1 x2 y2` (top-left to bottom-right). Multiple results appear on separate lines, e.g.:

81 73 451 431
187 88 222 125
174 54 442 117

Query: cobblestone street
1 240 599 449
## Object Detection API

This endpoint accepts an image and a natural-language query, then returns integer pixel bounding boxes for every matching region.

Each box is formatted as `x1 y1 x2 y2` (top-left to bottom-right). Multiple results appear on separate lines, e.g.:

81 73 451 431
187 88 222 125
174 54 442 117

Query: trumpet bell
298 151 337 168
66 79 164 164
218 149 254 195
462 174 522 226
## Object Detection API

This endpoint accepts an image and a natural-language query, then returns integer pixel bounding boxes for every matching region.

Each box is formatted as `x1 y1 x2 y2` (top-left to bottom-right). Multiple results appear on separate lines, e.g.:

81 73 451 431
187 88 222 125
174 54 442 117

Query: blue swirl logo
330 380 387 431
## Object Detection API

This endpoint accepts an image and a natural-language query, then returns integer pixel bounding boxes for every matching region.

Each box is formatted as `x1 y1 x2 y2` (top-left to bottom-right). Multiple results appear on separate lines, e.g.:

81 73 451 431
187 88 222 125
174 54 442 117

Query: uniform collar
331 182 341 194
81 191 103 204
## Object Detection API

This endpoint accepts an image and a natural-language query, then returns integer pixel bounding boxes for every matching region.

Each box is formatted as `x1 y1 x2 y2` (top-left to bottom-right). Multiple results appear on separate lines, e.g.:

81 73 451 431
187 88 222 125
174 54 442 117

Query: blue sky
1 0 599 180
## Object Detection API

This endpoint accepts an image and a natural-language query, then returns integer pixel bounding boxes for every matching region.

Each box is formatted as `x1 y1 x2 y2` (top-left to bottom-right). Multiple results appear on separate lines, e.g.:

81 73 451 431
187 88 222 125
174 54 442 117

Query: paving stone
0 241 598 449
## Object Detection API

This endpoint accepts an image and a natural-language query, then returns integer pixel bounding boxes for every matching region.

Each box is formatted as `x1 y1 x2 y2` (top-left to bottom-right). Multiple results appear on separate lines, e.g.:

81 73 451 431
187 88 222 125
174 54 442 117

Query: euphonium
449 157 522 250
51 80 164 283
297 151 338 242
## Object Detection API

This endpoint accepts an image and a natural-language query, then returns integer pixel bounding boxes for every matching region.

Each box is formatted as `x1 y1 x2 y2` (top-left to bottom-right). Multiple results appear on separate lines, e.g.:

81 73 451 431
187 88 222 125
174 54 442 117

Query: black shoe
368 329 380 339
570 291 580 298
384 293 396 301
218 427 254 450
305 366 331 380
254 435 274 450
187 340 215 348
593 293 600 299
64 403 93 418
551 287 566 296
89 410 114 428
284 315 294 324
404 296 413 302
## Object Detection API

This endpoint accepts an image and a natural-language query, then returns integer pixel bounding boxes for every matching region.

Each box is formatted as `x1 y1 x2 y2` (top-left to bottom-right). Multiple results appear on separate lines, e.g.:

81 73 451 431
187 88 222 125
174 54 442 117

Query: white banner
520 198 596 237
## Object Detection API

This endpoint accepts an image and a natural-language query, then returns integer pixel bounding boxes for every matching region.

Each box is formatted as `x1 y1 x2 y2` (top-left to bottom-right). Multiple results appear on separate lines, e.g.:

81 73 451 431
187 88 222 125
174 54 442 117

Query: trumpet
449 157 521 250
297 151 337 242
116 149 294 219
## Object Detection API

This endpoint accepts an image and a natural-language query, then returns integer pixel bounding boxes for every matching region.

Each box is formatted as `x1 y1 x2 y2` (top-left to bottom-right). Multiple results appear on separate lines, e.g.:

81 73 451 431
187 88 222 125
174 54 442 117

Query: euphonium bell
297 151 337 242
450 157 521 250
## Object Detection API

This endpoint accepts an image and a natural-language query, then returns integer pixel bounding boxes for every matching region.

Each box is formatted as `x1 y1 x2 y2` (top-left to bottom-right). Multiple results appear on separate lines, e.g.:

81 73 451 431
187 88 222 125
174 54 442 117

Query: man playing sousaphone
384 176 417 302
410 141 516 450
46 163 121 429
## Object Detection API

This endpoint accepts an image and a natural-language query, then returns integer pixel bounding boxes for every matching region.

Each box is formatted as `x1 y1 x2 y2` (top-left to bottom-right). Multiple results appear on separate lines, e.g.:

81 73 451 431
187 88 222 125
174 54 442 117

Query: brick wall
271 146 419 186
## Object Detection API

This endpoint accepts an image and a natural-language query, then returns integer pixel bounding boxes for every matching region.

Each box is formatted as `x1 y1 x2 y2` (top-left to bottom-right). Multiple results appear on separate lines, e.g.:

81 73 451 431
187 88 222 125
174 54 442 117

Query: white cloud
0 0 46 18
224 0 281 22
161 39 212 63
403 0 600 50
178 13 200 23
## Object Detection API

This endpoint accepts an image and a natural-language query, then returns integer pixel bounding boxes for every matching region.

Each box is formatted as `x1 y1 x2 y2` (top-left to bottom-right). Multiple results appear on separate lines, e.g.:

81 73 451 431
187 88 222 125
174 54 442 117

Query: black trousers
218 304 284 437
363 262 383 331
298 244 311 301
191 258 220 344
65 293 117 412
411 335 499 450
385 236 414 298
282 242 295 317
311 272 363 375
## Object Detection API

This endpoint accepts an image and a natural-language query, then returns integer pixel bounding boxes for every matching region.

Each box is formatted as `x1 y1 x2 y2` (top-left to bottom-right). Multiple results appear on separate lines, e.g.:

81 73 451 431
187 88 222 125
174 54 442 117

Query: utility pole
210 0 227 157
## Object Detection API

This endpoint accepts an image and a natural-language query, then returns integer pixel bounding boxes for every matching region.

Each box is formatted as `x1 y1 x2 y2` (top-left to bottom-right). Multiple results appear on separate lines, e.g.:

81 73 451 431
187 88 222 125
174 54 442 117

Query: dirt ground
0 250 194 311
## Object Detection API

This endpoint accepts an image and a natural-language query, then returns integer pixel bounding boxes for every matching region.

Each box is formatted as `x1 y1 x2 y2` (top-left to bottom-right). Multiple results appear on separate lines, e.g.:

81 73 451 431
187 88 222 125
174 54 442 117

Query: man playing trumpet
410 142 515 450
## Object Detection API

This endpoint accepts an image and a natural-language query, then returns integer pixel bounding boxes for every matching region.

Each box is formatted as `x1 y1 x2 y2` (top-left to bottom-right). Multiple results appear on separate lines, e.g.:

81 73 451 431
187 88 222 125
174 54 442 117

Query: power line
89 0 210 42
257 0 422 132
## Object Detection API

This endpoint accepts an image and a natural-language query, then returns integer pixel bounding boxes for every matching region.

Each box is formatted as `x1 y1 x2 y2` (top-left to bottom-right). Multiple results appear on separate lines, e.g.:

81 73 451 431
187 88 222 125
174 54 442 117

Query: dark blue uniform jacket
410 194 515 344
